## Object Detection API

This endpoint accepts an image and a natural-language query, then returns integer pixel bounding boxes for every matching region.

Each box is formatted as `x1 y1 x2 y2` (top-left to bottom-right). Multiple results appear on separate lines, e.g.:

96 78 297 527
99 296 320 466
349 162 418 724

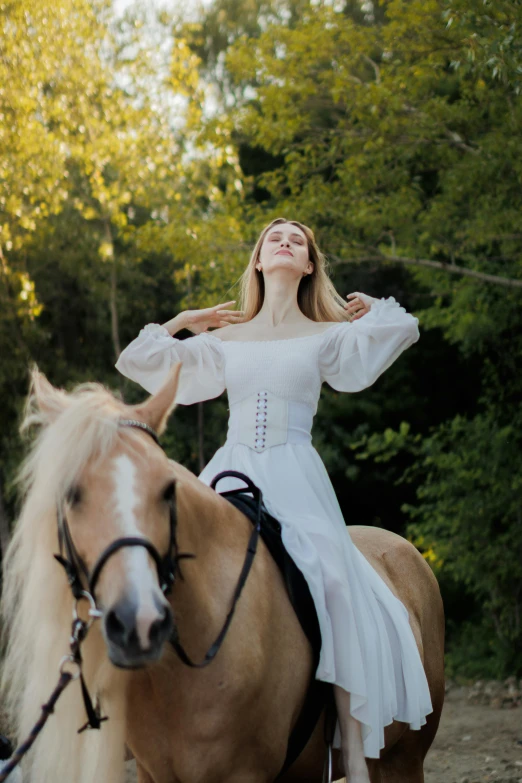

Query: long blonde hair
0 379 130 782
238 218 350 322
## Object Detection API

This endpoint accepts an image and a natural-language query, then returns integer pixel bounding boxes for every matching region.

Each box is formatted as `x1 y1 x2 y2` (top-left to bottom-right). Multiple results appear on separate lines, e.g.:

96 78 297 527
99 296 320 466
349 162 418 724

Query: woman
115 217 433 782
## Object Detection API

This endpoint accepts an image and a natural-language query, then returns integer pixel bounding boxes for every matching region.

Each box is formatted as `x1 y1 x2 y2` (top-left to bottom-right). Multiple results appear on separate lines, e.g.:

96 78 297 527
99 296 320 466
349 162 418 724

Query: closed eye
268 232 304 244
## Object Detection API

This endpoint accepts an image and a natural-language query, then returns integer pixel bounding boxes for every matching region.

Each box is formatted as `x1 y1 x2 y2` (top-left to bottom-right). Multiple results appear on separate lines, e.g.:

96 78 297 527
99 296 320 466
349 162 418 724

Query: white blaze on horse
0 365 444 783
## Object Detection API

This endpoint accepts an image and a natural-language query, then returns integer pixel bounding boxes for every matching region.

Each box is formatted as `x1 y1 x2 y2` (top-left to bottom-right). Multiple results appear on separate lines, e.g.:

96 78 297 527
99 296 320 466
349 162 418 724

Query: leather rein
0 420 264 781
54 418 262 672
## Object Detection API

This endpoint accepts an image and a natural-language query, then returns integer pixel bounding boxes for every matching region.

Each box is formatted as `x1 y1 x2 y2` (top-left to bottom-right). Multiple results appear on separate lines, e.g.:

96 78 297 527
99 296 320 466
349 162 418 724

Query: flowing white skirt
198 441 433 757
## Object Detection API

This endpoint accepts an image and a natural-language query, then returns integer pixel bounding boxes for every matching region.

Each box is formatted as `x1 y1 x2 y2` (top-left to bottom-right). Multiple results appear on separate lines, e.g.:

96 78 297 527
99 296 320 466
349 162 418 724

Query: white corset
226 391 314 451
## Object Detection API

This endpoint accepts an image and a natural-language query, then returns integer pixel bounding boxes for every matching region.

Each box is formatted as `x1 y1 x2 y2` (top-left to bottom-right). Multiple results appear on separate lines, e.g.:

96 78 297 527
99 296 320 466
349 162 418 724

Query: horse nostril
105 599 171 657
0 734 13 761
149 605 172 646
106 607 130 646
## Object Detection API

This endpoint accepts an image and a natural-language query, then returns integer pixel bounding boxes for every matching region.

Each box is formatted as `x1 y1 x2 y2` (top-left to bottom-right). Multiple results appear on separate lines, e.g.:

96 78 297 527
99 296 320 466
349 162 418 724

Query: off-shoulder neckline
203 322 347 345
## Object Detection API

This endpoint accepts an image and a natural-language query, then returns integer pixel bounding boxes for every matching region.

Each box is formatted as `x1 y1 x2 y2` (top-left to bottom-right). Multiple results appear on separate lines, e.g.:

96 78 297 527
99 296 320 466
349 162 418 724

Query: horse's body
0 366 444 783
127 466 444 783
281 525 445 783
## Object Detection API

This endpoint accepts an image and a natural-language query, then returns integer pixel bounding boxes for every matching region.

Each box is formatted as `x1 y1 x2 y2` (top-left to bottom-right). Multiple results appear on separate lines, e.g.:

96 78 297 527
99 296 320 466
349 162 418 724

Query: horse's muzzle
103 595 173 668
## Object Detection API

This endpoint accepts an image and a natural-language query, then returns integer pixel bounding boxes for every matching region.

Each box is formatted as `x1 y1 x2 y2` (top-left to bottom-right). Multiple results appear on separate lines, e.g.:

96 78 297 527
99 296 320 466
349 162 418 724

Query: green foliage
0 0 224 509
219 0 522 289
1 0 521 679
351 410 522 674
186 0 522 676
444 618 518 682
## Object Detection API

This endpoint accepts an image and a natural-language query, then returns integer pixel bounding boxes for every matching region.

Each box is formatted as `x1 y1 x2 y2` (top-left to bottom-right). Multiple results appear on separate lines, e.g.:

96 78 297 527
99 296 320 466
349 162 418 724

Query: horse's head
27 363 183 668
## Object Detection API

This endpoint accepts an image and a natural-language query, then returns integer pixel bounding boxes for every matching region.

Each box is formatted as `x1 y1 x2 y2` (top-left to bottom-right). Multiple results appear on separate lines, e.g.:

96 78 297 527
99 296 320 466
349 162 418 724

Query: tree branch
362 54 381 84
329 253 522 289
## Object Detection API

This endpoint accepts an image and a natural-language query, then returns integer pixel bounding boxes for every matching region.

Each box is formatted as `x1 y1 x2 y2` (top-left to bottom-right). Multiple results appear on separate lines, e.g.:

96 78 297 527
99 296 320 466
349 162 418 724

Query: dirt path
422 693 522 783
3 687 520 781
124 688 522 782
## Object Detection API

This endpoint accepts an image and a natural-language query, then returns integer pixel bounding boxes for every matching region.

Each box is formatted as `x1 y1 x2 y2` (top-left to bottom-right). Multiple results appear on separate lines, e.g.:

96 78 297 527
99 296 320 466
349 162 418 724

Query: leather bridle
54 418 262 672
54 419 183 604
0 418 265 779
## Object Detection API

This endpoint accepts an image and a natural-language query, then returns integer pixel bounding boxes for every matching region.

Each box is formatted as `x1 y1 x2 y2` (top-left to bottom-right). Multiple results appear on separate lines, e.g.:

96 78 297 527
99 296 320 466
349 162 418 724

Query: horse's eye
163 481 175 502
66 485 82 507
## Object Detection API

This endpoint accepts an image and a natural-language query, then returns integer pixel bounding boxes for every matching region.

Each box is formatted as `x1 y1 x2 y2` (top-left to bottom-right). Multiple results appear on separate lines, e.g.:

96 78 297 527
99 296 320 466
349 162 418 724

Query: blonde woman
115 217 433 782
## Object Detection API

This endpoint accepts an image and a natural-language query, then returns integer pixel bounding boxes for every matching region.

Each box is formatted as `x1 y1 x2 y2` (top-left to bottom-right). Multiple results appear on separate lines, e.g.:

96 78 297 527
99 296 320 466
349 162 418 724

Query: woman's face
257 222 313 278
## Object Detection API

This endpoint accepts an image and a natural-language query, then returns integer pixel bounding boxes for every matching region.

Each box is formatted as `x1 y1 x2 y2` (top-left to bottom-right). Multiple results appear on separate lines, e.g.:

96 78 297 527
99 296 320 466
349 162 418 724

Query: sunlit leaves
181 0 522 676
0 0 185 257
217 0 522 314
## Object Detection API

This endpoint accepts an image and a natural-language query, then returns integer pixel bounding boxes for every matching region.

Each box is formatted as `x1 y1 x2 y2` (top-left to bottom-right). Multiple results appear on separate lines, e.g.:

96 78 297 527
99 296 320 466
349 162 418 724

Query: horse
0 364 444 783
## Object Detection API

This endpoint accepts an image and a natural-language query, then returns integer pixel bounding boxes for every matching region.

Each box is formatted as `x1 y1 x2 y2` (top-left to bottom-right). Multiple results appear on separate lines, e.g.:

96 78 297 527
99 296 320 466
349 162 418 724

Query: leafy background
1 0 521 678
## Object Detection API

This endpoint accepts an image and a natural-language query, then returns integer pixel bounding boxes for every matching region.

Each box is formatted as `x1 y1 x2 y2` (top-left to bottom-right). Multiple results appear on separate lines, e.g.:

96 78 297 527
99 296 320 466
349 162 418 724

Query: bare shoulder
209 323 250 341
210 319 343 342
317 321 343 330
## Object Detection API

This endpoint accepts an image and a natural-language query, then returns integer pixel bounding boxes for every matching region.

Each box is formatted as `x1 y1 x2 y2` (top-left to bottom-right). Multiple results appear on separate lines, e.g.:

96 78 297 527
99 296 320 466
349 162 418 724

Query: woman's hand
183 300 245 335
344 292 376 321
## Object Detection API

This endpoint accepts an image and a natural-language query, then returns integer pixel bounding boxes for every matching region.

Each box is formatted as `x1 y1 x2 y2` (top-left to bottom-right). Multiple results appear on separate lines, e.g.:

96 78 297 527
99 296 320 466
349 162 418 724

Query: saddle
210 470 335 778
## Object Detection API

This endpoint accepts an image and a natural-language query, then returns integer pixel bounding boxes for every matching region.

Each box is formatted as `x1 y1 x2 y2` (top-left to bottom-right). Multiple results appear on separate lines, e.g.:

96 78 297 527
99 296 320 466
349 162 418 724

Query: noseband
54 419 186 604
0 418 263 780
54 418 262 672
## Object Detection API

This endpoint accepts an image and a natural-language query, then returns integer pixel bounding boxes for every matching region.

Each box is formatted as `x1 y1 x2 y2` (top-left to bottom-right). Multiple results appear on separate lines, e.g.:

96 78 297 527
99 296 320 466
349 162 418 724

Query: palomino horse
0 365 444 783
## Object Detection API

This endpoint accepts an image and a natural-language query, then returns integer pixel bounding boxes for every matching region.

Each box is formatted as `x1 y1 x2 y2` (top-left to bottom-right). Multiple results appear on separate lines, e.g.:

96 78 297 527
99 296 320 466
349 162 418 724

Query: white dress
115 296 433 758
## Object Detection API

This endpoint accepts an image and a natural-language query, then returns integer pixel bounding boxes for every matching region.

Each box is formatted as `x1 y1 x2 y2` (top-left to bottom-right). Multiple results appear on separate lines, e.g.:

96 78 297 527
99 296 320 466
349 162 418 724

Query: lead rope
0 672 73 782
0 592 103 783
0 420 167 781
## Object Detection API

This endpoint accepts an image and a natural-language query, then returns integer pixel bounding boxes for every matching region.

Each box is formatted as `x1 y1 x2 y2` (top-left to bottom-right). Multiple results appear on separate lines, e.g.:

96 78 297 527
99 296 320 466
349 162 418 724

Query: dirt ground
123 685 522 783
2 685 521 782
422 695 522 783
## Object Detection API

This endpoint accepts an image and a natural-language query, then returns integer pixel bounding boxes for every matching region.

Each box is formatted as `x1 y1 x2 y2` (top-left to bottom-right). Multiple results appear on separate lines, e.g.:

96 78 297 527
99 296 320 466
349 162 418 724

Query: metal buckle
73 590 103 631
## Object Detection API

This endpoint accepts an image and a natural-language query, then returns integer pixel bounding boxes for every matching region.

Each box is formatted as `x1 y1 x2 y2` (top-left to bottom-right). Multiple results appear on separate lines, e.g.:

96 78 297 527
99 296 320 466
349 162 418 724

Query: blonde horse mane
1 374 143 782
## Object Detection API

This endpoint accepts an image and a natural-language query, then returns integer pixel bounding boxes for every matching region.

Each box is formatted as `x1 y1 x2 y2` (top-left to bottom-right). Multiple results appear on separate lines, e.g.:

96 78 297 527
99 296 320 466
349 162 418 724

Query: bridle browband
54 418 262 678
54 419 182 604
0 419 264 779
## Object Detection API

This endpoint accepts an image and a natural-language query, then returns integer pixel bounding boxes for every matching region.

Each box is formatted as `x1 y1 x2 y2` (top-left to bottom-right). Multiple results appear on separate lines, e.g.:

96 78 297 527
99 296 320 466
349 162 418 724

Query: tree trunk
104 221 121 361
110 258 121 360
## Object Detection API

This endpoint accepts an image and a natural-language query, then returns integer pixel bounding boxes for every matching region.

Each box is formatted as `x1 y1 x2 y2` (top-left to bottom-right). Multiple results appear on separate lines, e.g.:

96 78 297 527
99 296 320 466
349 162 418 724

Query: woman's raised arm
319 296 419 393
115 299 241 401
162 300 243 336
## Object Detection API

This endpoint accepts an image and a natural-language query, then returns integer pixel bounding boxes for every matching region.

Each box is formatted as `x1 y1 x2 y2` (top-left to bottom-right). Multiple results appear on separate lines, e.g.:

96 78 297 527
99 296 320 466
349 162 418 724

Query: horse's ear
133 362 182 436
27 365 70 423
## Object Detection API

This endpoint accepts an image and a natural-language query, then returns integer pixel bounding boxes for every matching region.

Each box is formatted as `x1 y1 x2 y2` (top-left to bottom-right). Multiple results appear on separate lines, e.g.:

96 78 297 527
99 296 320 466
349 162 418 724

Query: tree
0 0 211 522
174 0 522 674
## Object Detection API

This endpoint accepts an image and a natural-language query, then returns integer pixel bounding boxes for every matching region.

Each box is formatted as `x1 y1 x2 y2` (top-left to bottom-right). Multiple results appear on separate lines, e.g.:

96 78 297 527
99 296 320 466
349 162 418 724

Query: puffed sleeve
319 296 419 392
115 324 226 404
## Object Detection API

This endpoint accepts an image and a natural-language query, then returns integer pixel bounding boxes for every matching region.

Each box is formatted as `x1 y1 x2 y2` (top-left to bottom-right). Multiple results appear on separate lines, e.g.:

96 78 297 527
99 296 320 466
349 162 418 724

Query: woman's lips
276 250 293 256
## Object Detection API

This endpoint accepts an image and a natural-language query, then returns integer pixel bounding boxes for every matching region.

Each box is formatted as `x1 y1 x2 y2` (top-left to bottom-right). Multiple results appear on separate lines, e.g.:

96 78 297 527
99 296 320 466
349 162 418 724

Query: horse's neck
171 469 256 642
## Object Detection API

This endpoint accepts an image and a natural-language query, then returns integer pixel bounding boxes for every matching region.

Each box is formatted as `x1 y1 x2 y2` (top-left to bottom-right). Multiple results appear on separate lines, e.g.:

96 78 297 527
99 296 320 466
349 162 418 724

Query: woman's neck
253 276 307 326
